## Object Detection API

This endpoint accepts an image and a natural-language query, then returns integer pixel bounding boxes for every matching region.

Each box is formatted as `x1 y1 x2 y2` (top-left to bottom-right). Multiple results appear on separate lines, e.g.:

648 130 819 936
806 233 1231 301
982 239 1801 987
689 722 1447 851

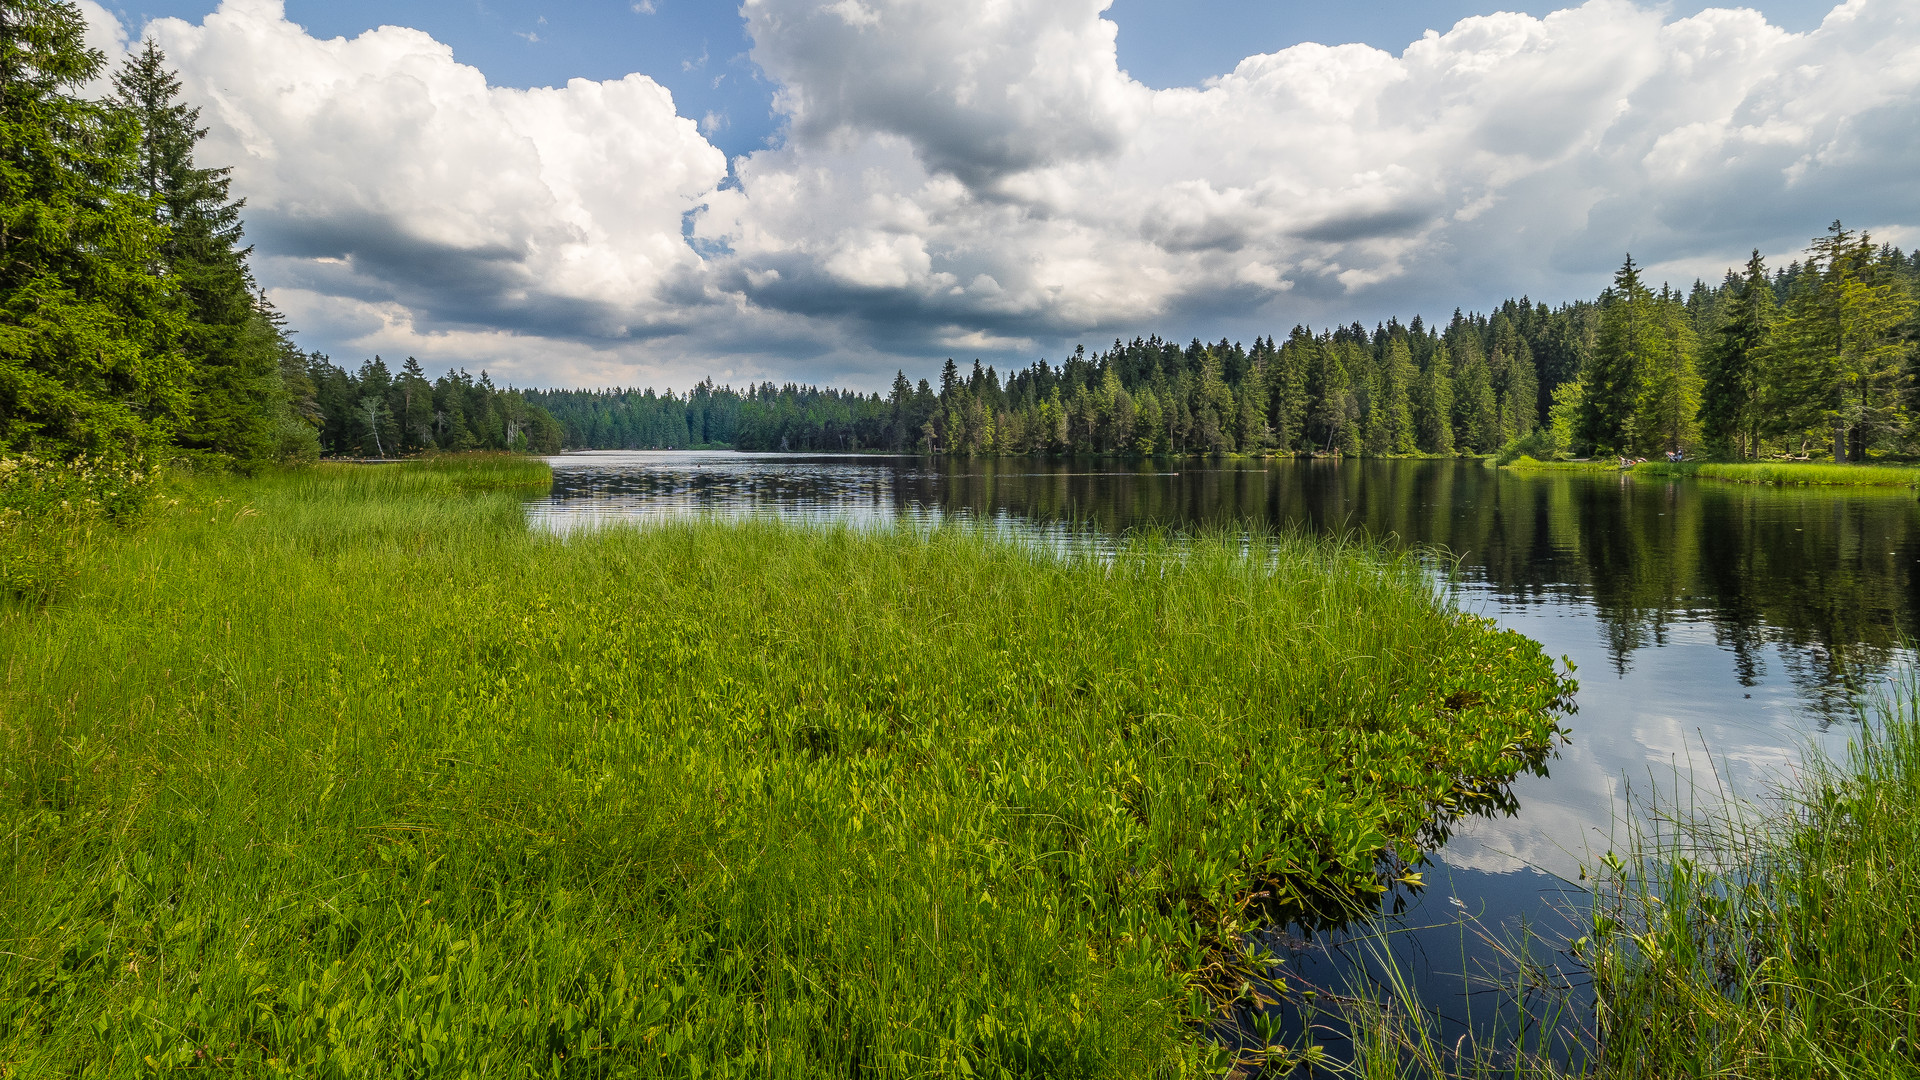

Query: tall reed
1588 673 1920 1078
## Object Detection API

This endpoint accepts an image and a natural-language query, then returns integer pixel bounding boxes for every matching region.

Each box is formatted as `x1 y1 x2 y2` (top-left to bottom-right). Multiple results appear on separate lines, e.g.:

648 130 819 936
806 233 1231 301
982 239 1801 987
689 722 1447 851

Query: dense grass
0 458 1572 1077
1630 461 1920 487
1499 457 1617 473
1587 674 1920 1079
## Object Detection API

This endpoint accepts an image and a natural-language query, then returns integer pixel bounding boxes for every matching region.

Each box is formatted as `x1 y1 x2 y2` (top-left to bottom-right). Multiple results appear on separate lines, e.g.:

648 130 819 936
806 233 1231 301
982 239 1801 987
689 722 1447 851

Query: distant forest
510 226 1920 463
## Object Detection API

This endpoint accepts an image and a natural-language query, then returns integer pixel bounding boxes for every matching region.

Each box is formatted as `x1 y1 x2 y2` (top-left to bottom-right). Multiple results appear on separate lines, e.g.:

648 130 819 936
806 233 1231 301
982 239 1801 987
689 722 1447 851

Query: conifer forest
529 240 1920 463
0 5 563 467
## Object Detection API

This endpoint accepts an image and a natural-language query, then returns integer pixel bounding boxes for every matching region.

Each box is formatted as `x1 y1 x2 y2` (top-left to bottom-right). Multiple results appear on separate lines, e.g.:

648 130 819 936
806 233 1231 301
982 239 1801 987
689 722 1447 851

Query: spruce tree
1379 336 1417 454
1579 257 1655 455
397 356 435 449
1630 288 1702 454
1765 224 1917 460
0 0 186 455
1449 329 1498 453
1270 328 1312 452
1413 344 1454 455
113 39 285 471
1700 252 1773 458
1489 313 1538 442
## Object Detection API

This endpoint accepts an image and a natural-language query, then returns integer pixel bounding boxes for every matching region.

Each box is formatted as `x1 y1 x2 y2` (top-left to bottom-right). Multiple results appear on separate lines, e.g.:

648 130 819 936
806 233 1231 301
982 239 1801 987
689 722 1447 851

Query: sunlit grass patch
1501 457 1618 473
1632 460 1920 487
0 456 1572 1077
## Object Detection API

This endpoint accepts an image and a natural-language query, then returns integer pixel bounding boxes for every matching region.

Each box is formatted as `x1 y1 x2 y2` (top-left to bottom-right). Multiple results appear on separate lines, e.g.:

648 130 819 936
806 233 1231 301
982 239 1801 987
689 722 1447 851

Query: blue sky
113 1 1838 159
96 1 1914 390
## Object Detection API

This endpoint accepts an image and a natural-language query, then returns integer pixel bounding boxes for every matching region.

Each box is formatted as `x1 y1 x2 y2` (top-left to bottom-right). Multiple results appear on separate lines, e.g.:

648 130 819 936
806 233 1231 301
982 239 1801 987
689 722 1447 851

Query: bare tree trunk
1833 421 1848 463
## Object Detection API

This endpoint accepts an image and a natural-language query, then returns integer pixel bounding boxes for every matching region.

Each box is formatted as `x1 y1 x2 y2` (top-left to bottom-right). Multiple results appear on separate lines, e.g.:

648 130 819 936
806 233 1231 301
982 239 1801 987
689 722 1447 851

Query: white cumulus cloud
134 0 730 382
78 0 1920 389
698 0 1920 374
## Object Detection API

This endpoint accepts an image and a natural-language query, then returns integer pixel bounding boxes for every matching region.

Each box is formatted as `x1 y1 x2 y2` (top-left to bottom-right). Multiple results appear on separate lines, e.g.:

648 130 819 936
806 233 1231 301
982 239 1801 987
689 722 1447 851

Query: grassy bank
1587 675 1920 1079
0 458 1571 1077
1631 461 1920 487
1499 457 1618 473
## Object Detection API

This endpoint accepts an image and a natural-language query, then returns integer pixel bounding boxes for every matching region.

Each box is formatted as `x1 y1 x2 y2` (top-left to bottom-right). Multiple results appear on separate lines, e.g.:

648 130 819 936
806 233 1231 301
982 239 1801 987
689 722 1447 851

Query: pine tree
1699 252 1773 458
1579 257 1655 455
114 39 285 471
0 0 186 456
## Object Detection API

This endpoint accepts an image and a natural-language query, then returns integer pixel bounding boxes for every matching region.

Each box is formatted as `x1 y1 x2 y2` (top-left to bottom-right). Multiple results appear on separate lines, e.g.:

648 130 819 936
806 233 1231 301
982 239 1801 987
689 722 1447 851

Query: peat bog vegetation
1 457 1578 1076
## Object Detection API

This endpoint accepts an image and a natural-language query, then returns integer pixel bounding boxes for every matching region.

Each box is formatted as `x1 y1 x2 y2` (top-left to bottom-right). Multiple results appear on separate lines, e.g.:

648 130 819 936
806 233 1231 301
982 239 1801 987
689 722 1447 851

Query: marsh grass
1499 458 1617 474
1630 461 1920 488
1587 677 1920 1079
0 458 1572 1077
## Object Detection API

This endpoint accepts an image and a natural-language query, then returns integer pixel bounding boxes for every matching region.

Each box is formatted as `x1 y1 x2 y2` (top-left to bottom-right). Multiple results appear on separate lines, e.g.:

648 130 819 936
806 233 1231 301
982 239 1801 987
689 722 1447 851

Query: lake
533 451 1917 1059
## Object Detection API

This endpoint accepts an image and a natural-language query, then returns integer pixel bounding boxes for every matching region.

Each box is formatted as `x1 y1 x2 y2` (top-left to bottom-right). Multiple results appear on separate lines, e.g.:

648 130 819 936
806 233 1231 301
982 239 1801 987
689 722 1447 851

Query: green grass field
0 458 1573 1078
1631 461 1920 487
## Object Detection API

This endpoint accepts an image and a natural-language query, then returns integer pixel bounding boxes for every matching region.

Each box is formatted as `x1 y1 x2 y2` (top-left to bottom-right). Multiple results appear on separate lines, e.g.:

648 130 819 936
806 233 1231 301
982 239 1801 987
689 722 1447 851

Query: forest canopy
528 228 1920 463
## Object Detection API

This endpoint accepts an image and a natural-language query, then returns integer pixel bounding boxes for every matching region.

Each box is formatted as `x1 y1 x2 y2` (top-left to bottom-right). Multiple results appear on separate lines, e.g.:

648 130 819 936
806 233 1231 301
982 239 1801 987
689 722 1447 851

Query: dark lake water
533 451 1917 1060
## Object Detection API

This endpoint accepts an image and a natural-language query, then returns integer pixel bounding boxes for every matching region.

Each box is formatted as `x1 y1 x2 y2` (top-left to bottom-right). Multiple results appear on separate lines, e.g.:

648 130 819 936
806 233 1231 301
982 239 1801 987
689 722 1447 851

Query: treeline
303 355 563 457
538 224 1918 462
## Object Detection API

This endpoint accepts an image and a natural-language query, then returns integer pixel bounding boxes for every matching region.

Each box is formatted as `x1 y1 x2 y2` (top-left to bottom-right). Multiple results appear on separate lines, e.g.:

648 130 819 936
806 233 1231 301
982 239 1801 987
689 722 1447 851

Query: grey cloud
1290 205 1440 244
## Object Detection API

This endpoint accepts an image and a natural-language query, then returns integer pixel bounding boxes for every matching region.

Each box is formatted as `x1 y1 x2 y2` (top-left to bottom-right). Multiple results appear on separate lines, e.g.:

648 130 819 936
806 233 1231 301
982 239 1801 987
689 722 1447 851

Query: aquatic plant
0 457 1571 1076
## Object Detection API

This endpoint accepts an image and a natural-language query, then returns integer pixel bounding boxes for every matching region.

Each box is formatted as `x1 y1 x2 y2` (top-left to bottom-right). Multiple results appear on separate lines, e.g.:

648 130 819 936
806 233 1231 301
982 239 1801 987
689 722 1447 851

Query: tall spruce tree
1413 344 1455 455
113 39 286 471
0 0 186 455
1579 256 1655 455
1489 313 1538 442
1449 325 1499 452
1630 287 1702 454
1763 224 1917 461
1377 336 1417 454
1699 251 1773 458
